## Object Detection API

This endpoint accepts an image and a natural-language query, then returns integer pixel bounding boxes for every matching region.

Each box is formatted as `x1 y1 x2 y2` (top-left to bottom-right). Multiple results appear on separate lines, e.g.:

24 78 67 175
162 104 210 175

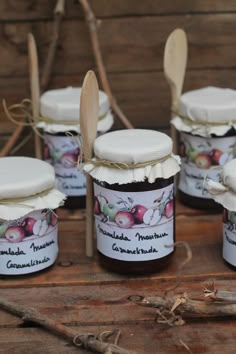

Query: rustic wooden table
0 200 235 354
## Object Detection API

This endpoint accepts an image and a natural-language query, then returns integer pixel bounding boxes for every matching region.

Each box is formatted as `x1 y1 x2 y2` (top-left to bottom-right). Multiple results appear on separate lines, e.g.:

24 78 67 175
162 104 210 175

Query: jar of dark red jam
172 87 236 209
84 129 180 274
38 87 114 209
207 159 236 268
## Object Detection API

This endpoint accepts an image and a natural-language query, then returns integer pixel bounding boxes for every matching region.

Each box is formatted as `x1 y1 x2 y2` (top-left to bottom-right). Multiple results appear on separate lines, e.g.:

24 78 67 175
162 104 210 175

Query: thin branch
78 0 134 129
0 296 138 354
130 293 236 319
40 0 65 91
0 125 25 157
0 0 65 157
10 130 33 155
204 282 236 302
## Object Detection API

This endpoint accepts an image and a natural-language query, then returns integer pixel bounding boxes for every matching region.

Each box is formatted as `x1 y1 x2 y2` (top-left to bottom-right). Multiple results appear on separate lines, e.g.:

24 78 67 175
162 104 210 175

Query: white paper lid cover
179 86 236 123
84 129 180 184
0 157 55 199
207 159 236 211
40 87 110 122
94 129 172 163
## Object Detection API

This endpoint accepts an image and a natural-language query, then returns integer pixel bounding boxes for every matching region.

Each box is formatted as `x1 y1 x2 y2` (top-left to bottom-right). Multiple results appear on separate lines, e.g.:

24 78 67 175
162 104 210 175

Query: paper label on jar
179 132 236 198
93 183 174 261
0 210 58 275
44 134 86 196
223 210 236 266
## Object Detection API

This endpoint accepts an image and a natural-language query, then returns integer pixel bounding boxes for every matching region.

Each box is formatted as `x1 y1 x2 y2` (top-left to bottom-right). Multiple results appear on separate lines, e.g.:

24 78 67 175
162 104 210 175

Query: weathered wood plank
1 69 236 132
0 280 236 353
1 322 236 354
0 279 234 327
1 14 236 78
1 0 236 21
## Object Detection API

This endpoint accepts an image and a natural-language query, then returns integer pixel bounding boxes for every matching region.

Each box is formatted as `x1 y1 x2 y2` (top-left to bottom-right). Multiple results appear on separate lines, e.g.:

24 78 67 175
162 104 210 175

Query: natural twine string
172 109 236 126
3 98 107 126
0 188 54 208
83 154 172 169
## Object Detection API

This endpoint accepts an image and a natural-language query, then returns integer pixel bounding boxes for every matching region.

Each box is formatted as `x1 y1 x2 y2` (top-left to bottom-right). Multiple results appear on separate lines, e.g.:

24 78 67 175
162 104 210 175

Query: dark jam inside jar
178 128 236 210
43 131 85 209
93 176 175 274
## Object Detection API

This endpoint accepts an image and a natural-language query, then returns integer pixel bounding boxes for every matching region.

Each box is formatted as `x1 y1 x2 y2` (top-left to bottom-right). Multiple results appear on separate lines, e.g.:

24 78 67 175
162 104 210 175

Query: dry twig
0 296 138 354
78 0 134 129
40 0 65 91
204 281 236 302
130 292 236 321
0 0 65 157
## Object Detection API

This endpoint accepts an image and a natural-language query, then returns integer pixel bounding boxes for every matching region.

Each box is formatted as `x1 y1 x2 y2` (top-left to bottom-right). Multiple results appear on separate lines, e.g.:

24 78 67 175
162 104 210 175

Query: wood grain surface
1 0 236 141
0 199 235 353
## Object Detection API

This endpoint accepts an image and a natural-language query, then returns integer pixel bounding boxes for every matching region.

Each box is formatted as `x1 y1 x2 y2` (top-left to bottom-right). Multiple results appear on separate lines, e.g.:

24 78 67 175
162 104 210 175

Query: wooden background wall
1 0 236 152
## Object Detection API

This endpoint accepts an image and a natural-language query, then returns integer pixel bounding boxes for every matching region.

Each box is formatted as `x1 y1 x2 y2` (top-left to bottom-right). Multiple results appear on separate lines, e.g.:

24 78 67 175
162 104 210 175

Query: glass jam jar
172 87 236 209
206 159 236 267
84 129 180 274
38 87 114 209
0 157 65 275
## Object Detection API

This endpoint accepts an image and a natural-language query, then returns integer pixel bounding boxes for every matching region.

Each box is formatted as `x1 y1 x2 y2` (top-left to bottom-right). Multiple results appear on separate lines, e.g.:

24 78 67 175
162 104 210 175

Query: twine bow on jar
81 154 173 170
2 98 45 139
0 188 56 208
3 98 108 127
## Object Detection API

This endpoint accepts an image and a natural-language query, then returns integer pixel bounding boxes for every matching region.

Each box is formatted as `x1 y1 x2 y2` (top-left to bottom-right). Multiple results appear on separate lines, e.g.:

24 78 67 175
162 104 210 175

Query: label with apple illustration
44 134 86 196
179 132 236 198
93 183 174 261
223 209 236 267
0 209 58 275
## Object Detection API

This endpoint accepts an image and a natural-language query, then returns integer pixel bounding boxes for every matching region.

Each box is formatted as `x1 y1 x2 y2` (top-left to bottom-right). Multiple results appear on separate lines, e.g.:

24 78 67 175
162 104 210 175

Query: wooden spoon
28 33 42 159
80 71 99 257
163 28 188 153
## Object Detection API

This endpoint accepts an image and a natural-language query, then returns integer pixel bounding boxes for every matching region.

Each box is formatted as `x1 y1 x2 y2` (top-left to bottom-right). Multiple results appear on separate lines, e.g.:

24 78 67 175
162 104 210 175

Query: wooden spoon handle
28 33 42 159
80 71 99 258
85 175 94 257
164 28 188 154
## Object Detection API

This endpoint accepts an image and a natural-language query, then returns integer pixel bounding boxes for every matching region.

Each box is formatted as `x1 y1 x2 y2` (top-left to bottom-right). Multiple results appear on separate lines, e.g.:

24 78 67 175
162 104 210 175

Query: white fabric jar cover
83 129 181 184
0 157 66 220
171 86 236 137
37 87 114 134
207 159 236 211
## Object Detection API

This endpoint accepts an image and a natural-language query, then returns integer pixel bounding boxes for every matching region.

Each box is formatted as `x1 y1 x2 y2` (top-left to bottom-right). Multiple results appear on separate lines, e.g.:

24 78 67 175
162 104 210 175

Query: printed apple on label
61 153 78 168
195 153 211 169
179 142 186 158
209 149 223 165
50 213 57 227
94 196 101 215
5 226 25 242
143 208 162 226
115 211 135 228
103 203 119 221
97 195 108 212
131 205 147 224
164 200 174 218
186 147 198 162
0 223 8 238
33 219 49 236
21 217 36 236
